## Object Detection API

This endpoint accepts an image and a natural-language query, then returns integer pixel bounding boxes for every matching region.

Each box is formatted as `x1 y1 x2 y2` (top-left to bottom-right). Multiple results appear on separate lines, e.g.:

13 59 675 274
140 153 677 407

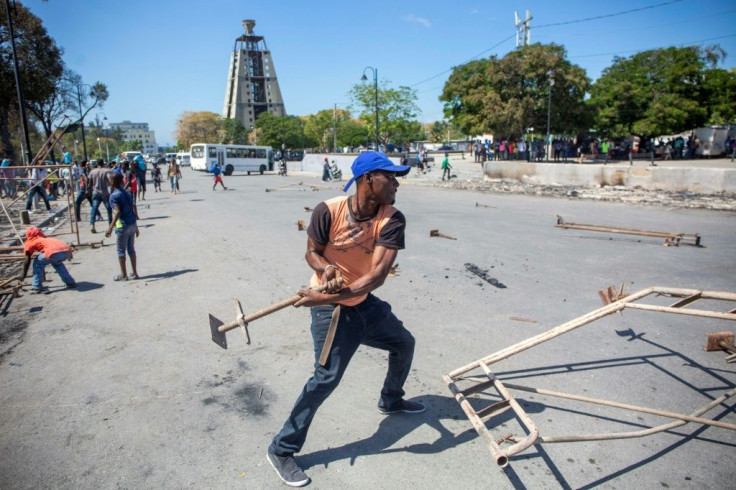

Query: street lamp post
96 137 102 158
96 113 110 162
333 103 338 151
4 0 32 164
75 83 93 161
546 70 554 163
361 66 379 151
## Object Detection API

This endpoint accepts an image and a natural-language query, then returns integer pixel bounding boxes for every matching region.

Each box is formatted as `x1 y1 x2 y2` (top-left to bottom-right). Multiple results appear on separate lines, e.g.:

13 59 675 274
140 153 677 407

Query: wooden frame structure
443 287 736 467
555 215 702 247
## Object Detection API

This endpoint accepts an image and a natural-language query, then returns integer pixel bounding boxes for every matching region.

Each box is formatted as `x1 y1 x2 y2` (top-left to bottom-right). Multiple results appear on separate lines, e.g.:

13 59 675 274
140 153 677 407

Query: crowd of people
0 154 187 291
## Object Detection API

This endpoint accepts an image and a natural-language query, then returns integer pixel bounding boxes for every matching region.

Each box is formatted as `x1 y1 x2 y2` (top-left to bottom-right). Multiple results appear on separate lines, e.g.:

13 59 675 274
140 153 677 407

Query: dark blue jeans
90 193 112 226
74 190 94 221
269 294 415 456
25 185 50 211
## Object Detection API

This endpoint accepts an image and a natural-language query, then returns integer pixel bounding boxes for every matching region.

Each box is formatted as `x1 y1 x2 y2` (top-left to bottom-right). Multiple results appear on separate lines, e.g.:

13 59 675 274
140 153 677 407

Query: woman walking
168 158 182 194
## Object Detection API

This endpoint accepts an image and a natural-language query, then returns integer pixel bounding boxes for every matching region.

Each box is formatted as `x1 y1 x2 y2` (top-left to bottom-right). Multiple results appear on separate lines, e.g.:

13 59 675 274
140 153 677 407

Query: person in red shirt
19 227 76 293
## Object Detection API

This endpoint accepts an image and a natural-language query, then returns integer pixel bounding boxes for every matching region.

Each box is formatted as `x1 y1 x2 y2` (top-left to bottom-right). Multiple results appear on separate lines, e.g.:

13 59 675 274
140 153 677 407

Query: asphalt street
1 166 734 489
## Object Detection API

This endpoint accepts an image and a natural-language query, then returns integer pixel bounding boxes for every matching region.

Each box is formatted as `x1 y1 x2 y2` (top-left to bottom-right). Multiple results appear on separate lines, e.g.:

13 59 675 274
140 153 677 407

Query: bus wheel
259 164 266 175
224 164 234 176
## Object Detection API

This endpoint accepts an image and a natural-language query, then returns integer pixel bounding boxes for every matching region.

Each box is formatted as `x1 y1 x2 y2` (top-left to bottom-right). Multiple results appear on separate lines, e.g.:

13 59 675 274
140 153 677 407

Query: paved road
1 167 734 489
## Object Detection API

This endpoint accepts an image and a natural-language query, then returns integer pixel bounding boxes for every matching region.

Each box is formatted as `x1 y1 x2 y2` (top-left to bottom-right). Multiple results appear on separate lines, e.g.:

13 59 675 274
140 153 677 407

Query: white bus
122 151 142 162
189 143 274 175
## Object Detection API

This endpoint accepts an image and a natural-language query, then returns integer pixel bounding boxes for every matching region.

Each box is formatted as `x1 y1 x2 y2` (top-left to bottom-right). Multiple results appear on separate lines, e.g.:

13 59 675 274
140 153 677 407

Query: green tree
221 117 247 144
348 81 420 147
303 108 352 151
588 46 730 137
119 139 142 152
700 67 736 125
337 118 370 148
440 43 591 138
391 120 424 147
1 2 64 160
255 113 311 149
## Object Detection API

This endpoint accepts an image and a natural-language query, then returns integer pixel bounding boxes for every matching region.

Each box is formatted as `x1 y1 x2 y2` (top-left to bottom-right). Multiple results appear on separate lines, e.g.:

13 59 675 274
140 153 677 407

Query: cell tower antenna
515 9 532 47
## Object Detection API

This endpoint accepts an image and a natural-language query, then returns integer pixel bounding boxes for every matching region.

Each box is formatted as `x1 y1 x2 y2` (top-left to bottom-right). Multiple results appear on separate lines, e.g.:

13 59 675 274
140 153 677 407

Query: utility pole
333 103 338 151
546 70 554 163
4 0 32 164
76 84 89 161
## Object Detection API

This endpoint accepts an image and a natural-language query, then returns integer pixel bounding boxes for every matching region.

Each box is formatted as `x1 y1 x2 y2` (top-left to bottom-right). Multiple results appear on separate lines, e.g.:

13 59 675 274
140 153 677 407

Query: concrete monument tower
222 19 286 128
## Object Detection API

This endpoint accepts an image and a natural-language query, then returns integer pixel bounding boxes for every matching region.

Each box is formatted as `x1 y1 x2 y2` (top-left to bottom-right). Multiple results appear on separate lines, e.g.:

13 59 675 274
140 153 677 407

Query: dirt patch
0 314 28 364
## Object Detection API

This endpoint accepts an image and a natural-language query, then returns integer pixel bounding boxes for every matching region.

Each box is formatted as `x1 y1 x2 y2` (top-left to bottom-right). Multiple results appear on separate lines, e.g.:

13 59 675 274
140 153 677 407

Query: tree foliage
348 81 419 146
303 108 353 150
255 113 312 149
588 45 734 137
175 111 221 148
26 70 108 141
1 1 64 159
221 117 247 144
440 43 591 138
337 118 370 148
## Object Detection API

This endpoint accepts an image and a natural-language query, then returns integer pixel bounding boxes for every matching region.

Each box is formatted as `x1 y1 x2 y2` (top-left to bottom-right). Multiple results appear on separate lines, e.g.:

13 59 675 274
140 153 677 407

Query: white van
176 152 191 167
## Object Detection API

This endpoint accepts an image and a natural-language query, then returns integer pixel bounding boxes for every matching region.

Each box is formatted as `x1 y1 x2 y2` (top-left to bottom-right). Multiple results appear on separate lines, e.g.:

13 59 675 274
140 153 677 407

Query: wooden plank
669 293 702 308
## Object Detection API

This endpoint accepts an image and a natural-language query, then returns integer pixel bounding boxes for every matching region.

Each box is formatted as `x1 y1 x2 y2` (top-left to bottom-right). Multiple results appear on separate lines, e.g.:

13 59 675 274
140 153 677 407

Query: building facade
108 120 157 155
222 19 286 129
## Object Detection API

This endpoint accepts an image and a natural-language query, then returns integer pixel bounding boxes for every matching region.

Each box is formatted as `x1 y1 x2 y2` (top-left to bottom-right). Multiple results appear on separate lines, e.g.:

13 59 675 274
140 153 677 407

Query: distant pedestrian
1 158 16 198
210 161 227 190
74 160 95 222
152 163 163 192
25 166 52 213
19 226 76 292
601 140 610 164
88 159 112 233
105 172 139 281
134 154 147 201
122 162 137 201
168 159 182 194
322 157 331 182
441 153 452 181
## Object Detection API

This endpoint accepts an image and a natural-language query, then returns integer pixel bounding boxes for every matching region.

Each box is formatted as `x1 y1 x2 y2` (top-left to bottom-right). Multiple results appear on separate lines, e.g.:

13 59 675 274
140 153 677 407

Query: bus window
208 147 217 158
191 145 204 159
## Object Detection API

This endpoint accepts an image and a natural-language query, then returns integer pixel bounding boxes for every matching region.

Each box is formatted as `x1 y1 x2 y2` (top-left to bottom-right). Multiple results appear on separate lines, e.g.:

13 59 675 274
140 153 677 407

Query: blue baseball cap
343 151 411 192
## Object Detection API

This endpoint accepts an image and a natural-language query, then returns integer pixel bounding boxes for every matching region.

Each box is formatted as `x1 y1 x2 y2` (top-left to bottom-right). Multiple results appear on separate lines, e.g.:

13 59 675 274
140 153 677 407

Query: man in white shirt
25 167 52 213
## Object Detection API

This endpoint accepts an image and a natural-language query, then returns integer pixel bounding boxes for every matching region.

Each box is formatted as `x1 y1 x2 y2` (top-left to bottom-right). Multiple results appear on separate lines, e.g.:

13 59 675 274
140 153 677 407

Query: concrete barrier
301 153 404 180
483 161 736 193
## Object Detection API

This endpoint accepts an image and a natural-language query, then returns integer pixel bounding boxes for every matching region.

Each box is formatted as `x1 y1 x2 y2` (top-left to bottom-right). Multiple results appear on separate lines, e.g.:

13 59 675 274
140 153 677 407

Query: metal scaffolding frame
443 287 736 467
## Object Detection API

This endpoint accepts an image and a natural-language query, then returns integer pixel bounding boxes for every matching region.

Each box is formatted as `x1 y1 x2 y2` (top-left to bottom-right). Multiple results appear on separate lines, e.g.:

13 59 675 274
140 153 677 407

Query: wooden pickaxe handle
218 286 327 334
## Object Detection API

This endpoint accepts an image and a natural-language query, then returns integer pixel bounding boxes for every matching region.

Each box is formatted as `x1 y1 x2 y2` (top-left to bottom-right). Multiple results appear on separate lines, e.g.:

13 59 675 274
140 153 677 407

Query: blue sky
23 0 736 147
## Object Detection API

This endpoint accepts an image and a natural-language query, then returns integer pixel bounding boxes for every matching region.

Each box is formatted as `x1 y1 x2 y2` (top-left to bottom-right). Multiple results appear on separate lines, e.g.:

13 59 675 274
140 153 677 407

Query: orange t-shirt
308 196 405 307
23 227 70 257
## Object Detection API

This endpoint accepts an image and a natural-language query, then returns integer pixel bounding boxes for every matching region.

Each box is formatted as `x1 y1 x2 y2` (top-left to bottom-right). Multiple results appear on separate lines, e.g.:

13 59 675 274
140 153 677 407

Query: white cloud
404 14 431 28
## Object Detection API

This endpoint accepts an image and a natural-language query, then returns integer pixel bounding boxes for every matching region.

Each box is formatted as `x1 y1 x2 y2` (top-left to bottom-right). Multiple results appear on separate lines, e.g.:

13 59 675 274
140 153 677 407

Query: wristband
324 264 337 274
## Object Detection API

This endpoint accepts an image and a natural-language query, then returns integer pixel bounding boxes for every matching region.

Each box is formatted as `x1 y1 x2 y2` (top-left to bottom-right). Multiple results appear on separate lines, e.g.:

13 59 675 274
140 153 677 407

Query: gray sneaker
266 450 310 487
378 399 426 415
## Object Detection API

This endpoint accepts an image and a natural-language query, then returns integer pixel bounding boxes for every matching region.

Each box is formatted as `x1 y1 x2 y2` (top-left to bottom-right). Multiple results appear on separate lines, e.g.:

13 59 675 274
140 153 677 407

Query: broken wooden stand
555 215 702 247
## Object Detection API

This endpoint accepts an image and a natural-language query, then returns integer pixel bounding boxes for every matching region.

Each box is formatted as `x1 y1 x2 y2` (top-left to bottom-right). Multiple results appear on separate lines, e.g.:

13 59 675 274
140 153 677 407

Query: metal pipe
446 288 654 379
503 383 736 431
444 374 509 467
625 302 736 321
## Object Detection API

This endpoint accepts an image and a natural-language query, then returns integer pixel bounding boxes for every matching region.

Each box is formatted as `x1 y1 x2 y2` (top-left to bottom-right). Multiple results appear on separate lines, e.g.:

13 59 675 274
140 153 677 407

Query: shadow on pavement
140 268 198 282
65 281 104 293
298 393 545 471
